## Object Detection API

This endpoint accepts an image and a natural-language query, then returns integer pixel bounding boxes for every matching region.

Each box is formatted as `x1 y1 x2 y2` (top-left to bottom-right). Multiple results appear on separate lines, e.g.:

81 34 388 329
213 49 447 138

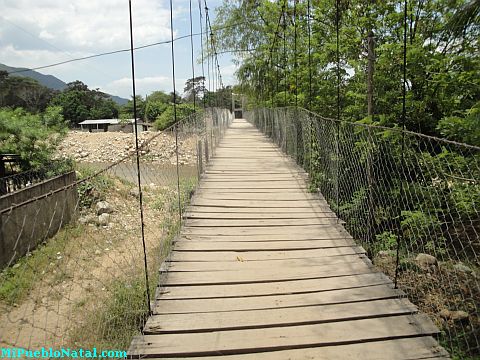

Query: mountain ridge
0 63 128 106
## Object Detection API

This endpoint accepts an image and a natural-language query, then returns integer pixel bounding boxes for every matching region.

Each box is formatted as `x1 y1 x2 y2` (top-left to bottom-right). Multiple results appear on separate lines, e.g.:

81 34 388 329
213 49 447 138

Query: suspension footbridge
128 119 449 359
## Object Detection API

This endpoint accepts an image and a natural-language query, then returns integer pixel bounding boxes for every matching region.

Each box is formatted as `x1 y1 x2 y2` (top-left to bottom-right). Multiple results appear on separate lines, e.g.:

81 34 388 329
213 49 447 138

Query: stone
129 188 140 198
450 310 469 321
378 250 392 258
439 309 469 321
98 213 110 226
94 249 101 255
96 201 113 215
415 253 437 268
78 214 96 225
453 262 473 274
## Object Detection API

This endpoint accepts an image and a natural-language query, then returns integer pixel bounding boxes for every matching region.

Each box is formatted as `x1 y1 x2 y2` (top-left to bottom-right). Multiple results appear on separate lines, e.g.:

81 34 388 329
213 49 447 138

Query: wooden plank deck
128 119 449 359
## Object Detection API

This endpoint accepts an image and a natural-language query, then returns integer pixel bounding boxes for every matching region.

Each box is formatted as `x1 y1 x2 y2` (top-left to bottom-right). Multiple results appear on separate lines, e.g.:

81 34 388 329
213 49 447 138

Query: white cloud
2 0 173 53
100 75 187 98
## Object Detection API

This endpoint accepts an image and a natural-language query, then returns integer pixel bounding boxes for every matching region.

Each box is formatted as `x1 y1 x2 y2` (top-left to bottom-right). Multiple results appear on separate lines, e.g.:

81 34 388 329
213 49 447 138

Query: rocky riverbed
56 131 197 165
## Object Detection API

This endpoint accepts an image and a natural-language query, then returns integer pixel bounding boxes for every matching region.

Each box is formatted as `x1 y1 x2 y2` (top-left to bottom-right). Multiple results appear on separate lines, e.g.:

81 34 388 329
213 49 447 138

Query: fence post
335 121 340 222
205 136 209 164
198 140 203 176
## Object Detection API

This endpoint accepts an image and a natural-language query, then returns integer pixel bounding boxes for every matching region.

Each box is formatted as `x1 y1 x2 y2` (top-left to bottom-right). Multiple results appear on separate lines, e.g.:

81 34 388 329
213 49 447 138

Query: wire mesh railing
0 161 73 196
0 107 232 352
246 106 479 358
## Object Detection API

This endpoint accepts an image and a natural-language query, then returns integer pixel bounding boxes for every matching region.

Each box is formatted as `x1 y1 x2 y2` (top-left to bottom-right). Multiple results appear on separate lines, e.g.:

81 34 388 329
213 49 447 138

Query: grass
1 165 114 305
68 177 191 350
76 165 114 208
69 216 181 350
0 223 84 305
2 169 196 351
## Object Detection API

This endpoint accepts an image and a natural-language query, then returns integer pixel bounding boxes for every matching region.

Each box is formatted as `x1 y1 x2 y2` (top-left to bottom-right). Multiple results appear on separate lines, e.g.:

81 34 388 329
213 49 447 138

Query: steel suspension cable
198 0 207 109
395 0 409 289
307 0 312 110
293 0 298 108
168 0 182 224
128 0 151 316
189 0 196 112
335 0 341 222
283 2 287 108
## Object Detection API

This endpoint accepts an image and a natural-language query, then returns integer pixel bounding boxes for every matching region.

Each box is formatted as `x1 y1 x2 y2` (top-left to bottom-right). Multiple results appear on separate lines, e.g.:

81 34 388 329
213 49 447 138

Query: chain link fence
0 108 232 352
246 107 479 358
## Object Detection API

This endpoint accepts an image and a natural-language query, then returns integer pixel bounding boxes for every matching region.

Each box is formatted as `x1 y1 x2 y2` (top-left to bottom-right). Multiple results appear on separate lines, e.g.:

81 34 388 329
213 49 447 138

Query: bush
0 108 65 170
154 103 197 130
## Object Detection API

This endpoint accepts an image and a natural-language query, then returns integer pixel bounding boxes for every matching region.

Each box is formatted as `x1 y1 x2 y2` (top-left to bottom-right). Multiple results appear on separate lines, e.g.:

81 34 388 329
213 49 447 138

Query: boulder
96 201 113 215
439 309 469 321
78 214 96 225
453 262 473 274
98 213 110 226
129 188 140 198
415 253 437 268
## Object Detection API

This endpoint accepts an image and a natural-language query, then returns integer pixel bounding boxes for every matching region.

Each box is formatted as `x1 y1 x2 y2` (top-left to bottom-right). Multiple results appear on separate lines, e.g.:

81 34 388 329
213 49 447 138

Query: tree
144 91 170 122
0 72 55 112
120 95 145 120
154 103 197 130
43 105 67 131
50 81 118 125
183 76 206 103
213 0 480 136
0 108 61 169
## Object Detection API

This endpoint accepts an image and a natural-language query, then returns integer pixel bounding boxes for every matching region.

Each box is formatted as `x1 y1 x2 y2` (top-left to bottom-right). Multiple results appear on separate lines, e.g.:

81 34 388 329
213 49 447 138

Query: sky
0 0 238 99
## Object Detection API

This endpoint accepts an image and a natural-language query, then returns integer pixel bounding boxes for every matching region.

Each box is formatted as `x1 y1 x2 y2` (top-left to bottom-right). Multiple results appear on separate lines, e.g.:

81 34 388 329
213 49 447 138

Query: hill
0 63 128 106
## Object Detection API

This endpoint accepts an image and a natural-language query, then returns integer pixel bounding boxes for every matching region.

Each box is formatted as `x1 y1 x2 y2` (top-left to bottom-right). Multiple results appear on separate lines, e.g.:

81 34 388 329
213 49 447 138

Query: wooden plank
198 184 309 189
128 314 439 357
187 206 332 213
174 239 356 251
154 284 403 314
167 254 367 272
195 189 311 194
146 298 417 333
181 232 353 242
163 261 374 285
129 119 446 360
185 218 340 227
170 246 365 262
158 273 391 300
182 225 349 236
135 337 450 360
193 193 319 201
184 212 334 219
190 199 327 207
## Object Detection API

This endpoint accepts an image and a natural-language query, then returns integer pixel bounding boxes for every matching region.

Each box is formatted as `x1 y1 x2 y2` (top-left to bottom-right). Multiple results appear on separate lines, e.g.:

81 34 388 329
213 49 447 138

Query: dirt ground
0 178 177 349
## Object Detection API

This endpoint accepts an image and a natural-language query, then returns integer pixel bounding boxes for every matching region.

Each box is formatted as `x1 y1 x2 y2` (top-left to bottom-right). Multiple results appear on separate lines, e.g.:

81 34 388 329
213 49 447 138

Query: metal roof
78 119 140 125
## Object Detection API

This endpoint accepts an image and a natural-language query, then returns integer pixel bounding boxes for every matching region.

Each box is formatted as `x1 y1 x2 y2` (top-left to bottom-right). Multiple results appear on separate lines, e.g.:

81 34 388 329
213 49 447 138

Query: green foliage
375 232 398 252
183 76 207 103
145 100 167 122
42 105 68 131
121 95 145 121
401 210 446 255
214 0 479 136
97 278 149 348
76 166 114 209
437 102 480 146
154 103 197 130
0 108 63 169
50 81 118 126
0 71 55 113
